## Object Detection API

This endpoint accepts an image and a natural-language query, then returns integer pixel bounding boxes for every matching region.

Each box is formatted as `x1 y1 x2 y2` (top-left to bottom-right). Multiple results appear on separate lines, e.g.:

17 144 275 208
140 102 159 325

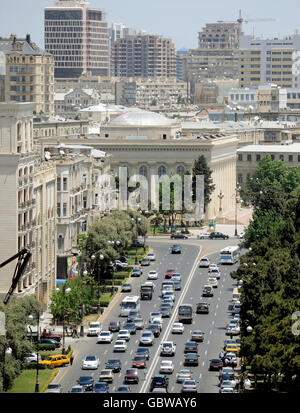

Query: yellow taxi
39 355 70 367
225 344 240 354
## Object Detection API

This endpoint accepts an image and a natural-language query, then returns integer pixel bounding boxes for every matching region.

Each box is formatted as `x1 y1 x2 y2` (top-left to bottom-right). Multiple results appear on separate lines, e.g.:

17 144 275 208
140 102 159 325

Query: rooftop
109 110 179 127
237 143 300 153
0 35 51 56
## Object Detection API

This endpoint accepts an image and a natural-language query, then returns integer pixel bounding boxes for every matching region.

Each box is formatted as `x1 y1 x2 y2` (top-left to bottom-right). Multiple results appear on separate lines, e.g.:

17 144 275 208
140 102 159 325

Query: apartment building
0 34 54 115
111 34 176 78
198 22 240 50
33 117 89 140
44 0 109 78
239 35 300 88
54 87 100 114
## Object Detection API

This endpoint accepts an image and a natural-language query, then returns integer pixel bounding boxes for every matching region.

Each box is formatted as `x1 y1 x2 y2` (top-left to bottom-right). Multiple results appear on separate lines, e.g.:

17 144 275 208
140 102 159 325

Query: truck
40 328 62 342
140 283 154 300
87 322 102 337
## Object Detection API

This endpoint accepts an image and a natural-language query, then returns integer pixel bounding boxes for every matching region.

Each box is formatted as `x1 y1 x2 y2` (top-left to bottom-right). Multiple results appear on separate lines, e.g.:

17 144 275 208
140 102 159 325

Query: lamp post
234 186 241 236
55 285 71 354
2 346 12 393
79 268 88 337
240 325 253 392
28 311 44 393
91 252 104 314
132 217 142 265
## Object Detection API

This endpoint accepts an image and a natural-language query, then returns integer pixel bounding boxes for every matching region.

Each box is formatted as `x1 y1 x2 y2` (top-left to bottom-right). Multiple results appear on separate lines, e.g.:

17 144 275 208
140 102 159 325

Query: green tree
192 155 215 209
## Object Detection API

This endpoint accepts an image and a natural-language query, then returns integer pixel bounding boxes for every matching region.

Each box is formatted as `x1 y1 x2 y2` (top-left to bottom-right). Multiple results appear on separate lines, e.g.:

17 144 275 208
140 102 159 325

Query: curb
41 368 59 393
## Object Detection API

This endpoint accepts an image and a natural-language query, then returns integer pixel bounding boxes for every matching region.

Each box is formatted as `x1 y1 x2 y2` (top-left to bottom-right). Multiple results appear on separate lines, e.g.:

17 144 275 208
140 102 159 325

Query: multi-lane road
55 237 242 393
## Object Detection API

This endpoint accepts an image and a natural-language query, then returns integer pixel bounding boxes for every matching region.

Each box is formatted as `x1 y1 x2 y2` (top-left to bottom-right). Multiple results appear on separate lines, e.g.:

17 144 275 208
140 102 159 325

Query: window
58 234 64 250
247 154 252 161
238 174 243 184
289 155 293 162
158 165 166 177
139 165 147 178
57 177 61 191
271 154 275 160
279 154 284 161
176 165 185 176
238 154 243 161
57 203 61 217
63 203 67 216
63 177 67 191
256 154 261 162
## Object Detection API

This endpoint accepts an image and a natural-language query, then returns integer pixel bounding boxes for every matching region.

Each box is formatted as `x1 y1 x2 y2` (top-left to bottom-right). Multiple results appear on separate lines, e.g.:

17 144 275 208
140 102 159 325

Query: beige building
33 117 89 140
0 34 54 115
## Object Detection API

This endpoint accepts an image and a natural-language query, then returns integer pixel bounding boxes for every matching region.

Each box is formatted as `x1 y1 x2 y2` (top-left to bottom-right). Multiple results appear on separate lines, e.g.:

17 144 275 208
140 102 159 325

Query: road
55 237 242 393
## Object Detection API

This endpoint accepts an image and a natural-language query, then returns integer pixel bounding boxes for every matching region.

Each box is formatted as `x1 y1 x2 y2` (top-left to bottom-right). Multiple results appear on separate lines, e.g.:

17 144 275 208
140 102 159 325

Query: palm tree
150 214 163 234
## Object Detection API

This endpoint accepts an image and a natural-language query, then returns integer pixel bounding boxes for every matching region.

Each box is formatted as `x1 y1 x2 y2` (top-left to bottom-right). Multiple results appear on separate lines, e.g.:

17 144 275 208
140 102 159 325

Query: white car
220 379 236 390
149 312 162 324
115 260 129 268
146 253 156 261
82 355 99 370
117 329 131 341
172 322 184 334
139 330 154 346
97 331 113 343
159 360 174 374
238 231 245 239
87 322 102 337
210 268 221 279
219 387 234 393
151 318 163 331
147 271 158 280
162 291 175 301
208 263 219 272
208 277 218 288
198 232 210 239
226 324 240 336
24 352 41 363
176 369 192 383
171 273 181 282
114 340 127 352
199 257 210 268
160 341 176 356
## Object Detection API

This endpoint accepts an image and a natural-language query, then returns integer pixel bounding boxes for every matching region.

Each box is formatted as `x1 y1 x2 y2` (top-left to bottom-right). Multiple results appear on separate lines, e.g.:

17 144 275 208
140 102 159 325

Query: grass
7 368 58 393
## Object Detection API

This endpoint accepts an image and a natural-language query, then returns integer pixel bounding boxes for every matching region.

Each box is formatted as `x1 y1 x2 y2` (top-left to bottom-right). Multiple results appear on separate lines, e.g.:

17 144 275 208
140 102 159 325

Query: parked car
150 375 169 392
77 376 94 391
171 244 182 254
160 341 176 357
98 369 113 383
44 383 62 393
159 360 174 374
39 354 69 368
121 283 132 292
209 232 229 240
132 355 147 369
97 331 113 343
115 260 129 268
38 338 61 348
113 340 127 352
199 257 210 268
198 232 210 240
209 358 223 371
176 369 192 383
141 258 151 266
93 382 109 393
24 352 41 364
170 233 188 239
40 328 62 342
82 355 99 370
191 330 205 342
105 359 122 373
124 368 139 384
184 353 199 366
146 253 156 261
181 379 198 393
108 320 121 332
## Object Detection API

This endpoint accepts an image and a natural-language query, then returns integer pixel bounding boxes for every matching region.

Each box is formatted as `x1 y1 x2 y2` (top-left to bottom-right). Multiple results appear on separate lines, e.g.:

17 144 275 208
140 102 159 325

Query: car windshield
95 383 107 388
179 370 190 375
134 356 145 361
142 332 152 337
184 380 195 385
72 387 83 392
126 370 136 374
47 384 60 389
90 324 100 328
107 359 119 364
85 356 96 361
101 332 110 336
80 376 92 382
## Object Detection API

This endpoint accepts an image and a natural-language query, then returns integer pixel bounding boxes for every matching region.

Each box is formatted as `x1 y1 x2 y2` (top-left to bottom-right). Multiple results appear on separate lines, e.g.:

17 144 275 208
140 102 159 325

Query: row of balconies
18 220 36 232
18 198 36 210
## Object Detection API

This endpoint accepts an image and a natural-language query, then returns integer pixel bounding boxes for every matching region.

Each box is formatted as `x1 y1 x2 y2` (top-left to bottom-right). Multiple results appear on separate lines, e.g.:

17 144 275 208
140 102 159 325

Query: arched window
176 165 185 176
139 165 147 178
158 165 166 177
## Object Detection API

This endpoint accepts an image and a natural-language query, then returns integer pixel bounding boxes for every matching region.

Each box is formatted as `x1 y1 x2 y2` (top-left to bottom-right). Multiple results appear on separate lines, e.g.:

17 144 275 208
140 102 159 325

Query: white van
87 322 102 336
202 285 213 297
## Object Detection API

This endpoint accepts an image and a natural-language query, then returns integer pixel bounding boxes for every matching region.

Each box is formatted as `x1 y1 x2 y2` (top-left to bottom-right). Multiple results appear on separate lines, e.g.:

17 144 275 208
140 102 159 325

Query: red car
209 358 223 371
124 368 139 384
132 356 147 369
165 269 176 279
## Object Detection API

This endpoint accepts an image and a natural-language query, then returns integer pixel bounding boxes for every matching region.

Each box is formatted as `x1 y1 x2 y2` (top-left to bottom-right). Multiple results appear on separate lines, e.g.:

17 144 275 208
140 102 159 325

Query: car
161 296 174 307
124 368 139 384
108 320 121 332
238 231 245 239
176 369 192 383
181 379 198 393
220 380 236 390
202 285 214 297
44 383 62 393
123 322 137 335
121 283 132 292
98 369 114 383
77 375 94 391
133 317 144 330
38 338 61 348
170 233 188 239
115 260 129 268
97 331 113 343
210 268 221 279
131 267 142 277
70 385 84 393
119 256 128 264
147 324 161 338
224 352 238 367
223 339 240 350
162 291 175 301
149 312 163 324
116 385 131 393
172 322 184 334
160 341 176 356
82 355 99 370
196 302 210 314
208 277 218 288
198 232 210 239
220 387 234 393
127 310 141 322
184 341 198 354
159 360 174 374
173 280 182 291
199 257 210 268
87 322 102 336
225 344 239 354
151 387 168 393
220 373 236 384
184 353 199 366
150 375 169 392
113 340 127 352
139 330 154 346
208 263 219 272
164 269 176 279
141 258 151 266
147 270 158 280
219 367 234 379
209 358 223 371
160 305 172 318
226 323 240 336
209 232 229 240
151 318 163 331
93 382 109 393
132 355 147 369
136 347 150 360
171 273 181 281
232 303 241 315
117 329 131 341
146 253 156 261
191 330 205 342
105 359 122 372
24 352 42 364
171 244 182 254
39 354 69 368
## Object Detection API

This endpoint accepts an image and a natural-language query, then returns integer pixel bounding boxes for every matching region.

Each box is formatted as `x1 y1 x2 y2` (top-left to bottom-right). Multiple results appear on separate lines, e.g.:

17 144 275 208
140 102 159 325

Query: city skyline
0 0 300 50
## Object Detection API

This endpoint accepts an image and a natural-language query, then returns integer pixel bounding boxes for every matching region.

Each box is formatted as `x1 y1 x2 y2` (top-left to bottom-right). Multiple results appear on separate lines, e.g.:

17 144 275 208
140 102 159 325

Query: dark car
147 324 161 338
127 310 141 322
170 234 188 240
150 375 169 392
209 232 229 240
196 302 210 314
209 358 223 371
109 320 121 332
119 256 128 264
93 382 109 393
77 375 94 391
136 347 150 360
121 283 132 292
116 385 131 393
105 359 122 373
160 305 172 318
171 244 182 254
132 355 147 369
124 368 139 384
141 258 151 266
38 338 61 348
123 322 137 335
173 280 181 291
131 267 142 277
184 353 199 366
184 341 198 354
220 373 235 384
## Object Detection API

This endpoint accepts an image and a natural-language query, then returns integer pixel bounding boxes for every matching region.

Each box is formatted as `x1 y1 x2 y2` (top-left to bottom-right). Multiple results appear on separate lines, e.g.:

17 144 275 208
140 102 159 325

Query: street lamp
2 346 12 393
132 217 142 265
234 186 241 236
91 252 104 314
218 190 224 213
28 312 44 393
55 285 71 354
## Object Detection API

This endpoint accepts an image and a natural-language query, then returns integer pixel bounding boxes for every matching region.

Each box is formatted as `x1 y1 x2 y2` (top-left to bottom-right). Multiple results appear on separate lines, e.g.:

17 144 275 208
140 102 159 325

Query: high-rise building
111 34 176 78
239 35 300 88
44 0 109 78
0 34 54 115
198 22 240 49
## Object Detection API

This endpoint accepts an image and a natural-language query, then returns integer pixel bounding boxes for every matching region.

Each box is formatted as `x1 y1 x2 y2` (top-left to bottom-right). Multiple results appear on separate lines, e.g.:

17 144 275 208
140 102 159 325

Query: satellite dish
44 152 51 161
59 150 65 155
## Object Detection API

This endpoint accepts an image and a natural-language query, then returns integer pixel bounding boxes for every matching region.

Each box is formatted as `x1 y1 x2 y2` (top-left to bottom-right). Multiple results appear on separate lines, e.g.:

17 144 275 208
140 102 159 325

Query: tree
150 213 163 234
192 155 215 209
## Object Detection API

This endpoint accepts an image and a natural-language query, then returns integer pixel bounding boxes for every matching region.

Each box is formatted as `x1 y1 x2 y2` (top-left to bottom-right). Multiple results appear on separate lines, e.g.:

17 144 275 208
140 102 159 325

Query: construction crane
218 10 276 35
0 248 32 305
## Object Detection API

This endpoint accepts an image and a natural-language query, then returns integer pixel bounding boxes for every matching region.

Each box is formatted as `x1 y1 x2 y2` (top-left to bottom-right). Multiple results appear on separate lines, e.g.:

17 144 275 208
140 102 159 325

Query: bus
220 246 240 265
232 287 241 303
120 295 140 317
178 304 193 323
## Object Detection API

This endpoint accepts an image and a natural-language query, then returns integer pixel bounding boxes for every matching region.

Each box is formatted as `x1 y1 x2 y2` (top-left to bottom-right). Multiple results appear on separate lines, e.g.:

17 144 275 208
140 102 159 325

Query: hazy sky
1 0 300 49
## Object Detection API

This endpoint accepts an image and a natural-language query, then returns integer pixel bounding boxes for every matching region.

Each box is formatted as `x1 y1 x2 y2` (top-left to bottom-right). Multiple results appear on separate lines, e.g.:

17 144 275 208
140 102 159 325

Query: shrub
37 344 56 351
23 363 47 370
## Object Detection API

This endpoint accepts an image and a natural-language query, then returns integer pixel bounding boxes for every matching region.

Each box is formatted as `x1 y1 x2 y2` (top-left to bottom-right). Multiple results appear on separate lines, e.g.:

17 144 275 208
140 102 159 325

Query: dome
109 110 176 127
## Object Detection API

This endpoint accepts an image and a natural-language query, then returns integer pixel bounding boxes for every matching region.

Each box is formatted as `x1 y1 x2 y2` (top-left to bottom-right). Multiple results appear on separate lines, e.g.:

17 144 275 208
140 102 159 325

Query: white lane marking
202 361 205 366
171 386 174 392
104 350 108 354
212 321 215 326
207 340 210 345
209 330 212 335
125 361 128 365
199 373 202 379
216 304 219 309
214 312 217 317
204 350 207 356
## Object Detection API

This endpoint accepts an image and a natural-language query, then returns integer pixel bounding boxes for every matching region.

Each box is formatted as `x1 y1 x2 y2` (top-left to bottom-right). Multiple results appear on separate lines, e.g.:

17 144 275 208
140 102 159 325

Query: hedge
37 344 56 351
